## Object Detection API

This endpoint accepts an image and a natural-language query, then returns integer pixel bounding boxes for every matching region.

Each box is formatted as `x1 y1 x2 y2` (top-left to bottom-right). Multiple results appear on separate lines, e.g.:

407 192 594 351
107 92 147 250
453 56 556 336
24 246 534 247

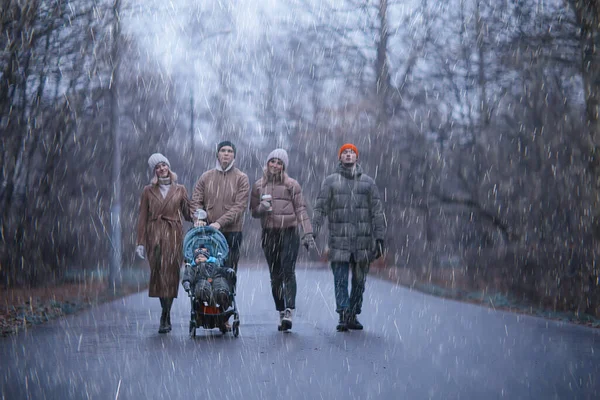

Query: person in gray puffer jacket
312 143 386 332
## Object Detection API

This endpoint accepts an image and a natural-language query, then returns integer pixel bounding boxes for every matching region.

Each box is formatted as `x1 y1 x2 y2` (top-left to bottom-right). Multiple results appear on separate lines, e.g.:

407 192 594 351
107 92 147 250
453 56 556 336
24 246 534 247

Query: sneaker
336 313 348 332
280 308 293 331
347 315 363 330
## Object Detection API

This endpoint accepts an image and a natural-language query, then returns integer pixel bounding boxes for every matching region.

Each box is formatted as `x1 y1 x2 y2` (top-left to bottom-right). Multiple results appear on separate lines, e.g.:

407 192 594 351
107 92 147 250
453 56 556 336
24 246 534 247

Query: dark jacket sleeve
369 179 386 240
312 176 332 239
182 264 195 284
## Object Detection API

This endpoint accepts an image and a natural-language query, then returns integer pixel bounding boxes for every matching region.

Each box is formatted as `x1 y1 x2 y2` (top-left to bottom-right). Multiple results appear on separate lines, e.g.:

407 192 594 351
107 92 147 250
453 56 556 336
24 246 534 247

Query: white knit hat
266 148 289 170
148 153 170 170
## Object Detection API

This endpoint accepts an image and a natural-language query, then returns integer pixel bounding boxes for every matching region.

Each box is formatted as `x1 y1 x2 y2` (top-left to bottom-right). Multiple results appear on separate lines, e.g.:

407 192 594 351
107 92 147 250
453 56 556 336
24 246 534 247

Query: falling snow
1 0 599 399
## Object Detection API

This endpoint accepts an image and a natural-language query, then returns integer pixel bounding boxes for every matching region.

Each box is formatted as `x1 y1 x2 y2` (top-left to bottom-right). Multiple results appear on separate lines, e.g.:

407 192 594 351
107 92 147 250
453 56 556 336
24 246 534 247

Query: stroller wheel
189 322 196 338
232 320 240 337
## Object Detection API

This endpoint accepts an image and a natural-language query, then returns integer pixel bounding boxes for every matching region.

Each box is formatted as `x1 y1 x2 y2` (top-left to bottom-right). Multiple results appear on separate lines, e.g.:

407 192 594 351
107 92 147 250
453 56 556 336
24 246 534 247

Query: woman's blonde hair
151 170 178 185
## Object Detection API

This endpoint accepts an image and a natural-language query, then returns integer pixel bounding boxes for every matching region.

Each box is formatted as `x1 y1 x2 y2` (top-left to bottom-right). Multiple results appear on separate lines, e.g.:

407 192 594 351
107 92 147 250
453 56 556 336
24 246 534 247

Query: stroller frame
183 226 240 338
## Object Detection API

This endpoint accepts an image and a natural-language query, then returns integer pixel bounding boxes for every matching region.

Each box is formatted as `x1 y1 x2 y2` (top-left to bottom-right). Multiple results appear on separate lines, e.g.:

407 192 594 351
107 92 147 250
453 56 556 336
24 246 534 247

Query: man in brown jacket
191 140 250 277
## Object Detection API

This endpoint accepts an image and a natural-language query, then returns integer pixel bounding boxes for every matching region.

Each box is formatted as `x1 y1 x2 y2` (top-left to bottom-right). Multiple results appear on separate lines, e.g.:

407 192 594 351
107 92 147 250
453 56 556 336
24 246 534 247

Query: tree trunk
475 0 490 129
569 0 600 237
375 0 390 130
109 0 123 288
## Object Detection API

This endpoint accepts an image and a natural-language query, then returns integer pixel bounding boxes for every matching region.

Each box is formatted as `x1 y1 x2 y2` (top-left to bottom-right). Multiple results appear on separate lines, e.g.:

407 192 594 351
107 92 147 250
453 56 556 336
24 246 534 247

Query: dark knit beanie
194 248 210 259
217 140 236 156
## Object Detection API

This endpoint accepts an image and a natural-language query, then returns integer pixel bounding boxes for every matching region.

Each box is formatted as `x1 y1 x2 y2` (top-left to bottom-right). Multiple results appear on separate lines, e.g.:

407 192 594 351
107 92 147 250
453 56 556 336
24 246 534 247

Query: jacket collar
336 162 363 179
216 159 235 172
149 184 176 212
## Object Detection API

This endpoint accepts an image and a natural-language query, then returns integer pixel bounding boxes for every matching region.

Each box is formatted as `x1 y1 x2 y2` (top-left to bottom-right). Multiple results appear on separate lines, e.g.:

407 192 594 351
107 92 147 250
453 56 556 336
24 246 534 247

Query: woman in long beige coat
136 153 192 333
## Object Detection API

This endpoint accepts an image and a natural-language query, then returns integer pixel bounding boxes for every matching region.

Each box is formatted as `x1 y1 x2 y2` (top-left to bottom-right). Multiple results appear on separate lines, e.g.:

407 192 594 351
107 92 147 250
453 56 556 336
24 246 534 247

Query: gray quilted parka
312 162 386 263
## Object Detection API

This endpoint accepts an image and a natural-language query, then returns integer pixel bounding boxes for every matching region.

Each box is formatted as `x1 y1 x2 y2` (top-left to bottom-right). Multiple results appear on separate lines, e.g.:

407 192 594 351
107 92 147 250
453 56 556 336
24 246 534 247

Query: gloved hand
194 219 207 227
302 233 317 251
182 281 191 292
225 268 236 280
135 245 146 260
375 239 385 259
225 268 237 285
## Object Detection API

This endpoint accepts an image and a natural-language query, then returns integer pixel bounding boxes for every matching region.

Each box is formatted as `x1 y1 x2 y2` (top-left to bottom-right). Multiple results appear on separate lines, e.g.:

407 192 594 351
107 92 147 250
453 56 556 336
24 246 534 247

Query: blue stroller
182 226 240 338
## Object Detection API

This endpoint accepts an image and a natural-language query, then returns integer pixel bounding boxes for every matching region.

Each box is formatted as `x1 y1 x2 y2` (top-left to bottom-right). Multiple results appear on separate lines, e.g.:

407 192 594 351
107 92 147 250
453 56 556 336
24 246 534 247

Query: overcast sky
122 0 428 147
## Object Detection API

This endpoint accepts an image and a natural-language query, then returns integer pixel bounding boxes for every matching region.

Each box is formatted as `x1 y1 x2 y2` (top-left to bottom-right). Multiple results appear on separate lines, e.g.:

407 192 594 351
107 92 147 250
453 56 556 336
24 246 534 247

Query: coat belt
150 215 179 222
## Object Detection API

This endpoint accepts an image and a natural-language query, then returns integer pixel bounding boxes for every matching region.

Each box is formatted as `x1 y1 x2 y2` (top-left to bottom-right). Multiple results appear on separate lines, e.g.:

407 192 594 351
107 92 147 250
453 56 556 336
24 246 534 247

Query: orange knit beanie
338 143 359 159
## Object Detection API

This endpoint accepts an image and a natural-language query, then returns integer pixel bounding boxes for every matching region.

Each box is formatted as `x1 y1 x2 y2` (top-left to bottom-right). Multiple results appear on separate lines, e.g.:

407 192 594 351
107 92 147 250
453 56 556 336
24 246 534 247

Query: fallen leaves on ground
0 280 144 336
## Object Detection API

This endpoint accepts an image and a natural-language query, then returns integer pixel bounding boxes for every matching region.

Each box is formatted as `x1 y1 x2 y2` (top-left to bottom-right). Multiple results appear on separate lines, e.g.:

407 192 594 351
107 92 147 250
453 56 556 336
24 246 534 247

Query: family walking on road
135 142 386 335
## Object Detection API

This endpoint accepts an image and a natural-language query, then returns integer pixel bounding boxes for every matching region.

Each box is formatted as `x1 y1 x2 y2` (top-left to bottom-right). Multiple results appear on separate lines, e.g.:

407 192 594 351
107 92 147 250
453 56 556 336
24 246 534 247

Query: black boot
158 310 169 334
336 311 348 332
165 298 173 332
158 298 169 334
347 314 363 330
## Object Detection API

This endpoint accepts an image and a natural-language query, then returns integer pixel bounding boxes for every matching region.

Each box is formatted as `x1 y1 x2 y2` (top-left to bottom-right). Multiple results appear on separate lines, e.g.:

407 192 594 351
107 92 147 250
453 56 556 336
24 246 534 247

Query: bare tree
0 0 106 285
0 0 193 287
566 0 600 239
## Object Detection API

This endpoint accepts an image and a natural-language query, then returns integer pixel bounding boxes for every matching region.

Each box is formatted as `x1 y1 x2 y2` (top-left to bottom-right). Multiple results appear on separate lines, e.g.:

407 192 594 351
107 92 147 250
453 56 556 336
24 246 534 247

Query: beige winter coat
190 166 250 232
249 171 313 235
136 184 192 298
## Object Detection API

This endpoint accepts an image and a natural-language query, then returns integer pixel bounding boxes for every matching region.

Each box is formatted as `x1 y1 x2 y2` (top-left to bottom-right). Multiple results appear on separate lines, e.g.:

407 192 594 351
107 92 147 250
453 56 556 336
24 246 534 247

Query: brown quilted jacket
249 171 313 235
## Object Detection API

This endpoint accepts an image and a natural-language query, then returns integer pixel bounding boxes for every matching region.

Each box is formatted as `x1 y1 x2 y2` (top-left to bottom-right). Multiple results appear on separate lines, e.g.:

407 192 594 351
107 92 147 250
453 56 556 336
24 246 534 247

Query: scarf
158 177 171 199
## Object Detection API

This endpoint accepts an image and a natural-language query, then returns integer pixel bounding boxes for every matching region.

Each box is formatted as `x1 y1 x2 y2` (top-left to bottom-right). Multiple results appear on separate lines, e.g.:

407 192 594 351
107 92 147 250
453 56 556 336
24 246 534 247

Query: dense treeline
0 1 191 286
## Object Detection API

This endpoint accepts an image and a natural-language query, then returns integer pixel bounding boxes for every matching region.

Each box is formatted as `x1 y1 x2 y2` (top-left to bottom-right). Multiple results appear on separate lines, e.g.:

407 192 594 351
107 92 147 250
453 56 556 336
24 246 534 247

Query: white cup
261 194 273 212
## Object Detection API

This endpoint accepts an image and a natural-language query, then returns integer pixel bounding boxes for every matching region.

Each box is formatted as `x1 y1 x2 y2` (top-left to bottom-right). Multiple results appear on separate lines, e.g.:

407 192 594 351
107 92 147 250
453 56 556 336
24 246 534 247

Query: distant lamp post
109 0 122 290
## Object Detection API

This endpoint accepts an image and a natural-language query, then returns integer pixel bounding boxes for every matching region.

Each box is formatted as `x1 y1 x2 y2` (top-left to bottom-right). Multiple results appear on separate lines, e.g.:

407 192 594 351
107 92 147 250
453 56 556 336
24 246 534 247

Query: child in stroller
182 226 240 337
182 247 235 310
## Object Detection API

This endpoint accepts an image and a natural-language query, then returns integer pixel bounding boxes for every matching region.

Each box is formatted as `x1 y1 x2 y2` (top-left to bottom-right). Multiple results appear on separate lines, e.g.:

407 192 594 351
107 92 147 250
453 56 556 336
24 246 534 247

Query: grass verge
0 268 148 337
370 265 600 328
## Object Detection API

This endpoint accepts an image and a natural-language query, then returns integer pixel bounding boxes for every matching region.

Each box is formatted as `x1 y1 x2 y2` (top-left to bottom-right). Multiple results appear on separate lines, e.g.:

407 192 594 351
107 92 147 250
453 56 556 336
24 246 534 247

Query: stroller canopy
183 226 229 265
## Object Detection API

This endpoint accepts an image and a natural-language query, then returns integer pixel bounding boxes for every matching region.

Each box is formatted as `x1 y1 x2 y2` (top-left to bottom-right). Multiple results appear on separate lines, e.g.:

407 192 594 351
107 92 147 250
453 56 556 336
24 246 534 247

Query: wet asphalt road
1 264 599 400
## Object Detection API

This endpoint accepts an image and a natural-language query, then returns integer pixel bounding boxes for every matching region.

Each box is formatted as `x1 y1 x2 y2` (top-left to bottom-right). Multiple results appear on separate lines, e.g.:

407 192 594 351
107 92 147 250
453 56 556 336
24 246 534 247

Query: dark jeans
194 277 231 309
262 227 300 311
222 232 242 272
331 257 370 315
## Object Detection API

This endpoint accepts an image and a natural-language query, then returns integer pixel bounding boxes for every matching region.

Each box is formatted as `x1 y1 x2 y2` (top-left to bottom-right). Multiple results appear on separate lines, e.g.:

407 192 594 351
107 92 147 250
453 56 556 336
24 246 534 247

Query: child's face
195 248 208 263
